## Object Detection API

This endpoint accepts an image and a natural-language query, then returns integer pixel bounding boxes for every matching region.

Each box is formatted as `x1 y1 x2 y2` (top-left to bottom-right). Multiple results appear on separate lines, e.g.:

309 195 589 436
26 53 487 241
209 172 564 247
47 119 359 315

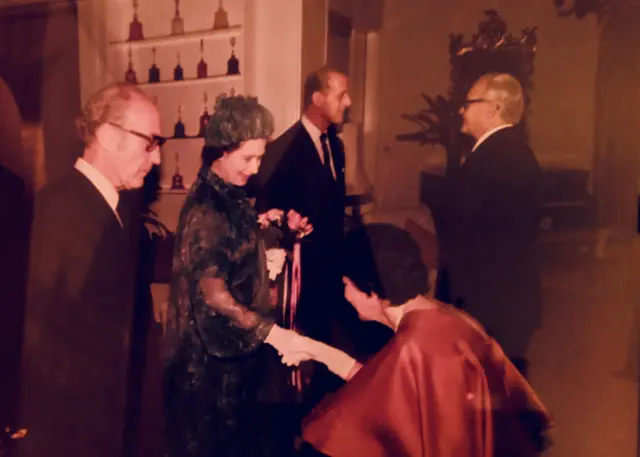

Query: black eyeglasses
108 122 167 152
460 98 487 109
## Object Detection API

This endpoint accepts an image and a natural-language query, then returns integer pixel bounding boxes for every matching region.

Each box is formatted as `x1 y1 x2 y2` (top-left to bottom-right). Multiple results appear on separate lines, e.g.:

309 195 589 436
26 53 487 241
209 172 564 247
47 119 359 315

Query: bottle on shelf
213 0 229 30
198 92 211 137
171 0 185 35
197 39 208 79
128 0 144 41
227 36 240 75
148 47 161 83
174 104 187 138
171 152 185 190
124 46 138 84
174 52 184 81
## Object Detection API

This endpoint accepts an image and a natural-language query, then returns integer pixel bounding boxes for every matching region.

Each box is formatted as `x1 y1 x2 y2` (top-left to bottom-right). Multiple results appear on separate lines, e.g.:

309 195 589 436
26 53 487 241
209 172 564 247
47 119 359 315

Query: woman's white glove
305 339 358 380
265 324 311 366
265 248 287 281
283 335 357 380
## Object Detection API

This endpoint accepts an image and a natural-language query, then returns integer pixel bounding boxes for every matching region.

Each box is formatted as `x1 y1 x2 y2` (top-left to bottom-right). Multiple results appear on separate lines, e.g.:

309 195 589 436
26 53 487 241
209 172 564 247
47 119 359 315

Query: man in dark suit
441 73 542 375
16 83 162 457
254 66 352 408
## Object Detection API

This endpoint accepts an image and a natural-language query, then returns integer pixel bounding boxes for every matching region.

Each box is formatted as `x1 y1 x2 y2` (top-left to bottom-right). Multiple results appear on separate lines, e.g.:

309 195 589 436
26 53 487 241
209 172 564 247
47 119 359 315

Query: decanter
171 0 185 35
227 36 240 75
174 104 186 138
173 52 184 81
198 93 210 137
148 46 160 83
213 0 229 30
197 39 208 79
128 0 144 41
124 46 138 84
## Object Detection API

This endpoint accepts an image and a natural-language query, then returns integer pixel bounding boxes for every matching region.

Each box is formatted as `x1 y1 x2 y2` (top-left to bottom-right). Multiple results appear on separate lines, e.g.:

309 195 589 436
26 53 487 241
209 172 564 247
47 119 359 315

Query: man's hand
257 209 284 228
287 210 313 239
153 300 168 334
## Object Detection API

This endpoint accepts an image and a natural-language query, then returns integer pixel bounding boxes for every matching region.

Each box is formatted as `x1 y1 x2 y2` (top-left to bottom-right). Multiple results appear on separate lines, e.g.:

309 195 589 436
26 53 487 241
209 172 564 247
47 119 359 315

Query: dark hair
343 223 429 306
302 66 342 110
201 94 274 168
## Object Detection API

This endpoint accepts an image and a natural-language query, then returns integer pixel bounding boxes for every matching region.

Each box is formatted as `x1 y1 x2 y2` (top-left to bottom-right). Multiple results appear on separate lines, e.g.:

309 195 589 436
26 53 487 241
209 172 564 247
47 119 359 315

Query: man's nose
150 148 161 165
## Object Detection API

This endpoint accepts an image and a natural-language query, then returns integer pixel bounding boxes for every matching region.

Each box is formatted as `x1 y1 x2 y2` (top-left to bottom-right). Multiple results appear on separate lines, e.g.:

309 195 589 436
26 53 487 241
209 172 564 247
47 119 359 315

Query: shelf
159 188 189 195
110 25 242 50
166 136 204 141
136 73 241 89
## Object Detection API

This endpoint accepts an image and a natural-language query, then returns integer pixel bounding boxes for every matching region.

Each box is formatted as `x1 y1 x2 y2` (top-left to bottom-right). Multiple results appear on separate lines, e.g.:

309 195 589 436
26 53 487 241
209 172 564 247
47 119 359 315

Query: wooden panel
0 0 82 185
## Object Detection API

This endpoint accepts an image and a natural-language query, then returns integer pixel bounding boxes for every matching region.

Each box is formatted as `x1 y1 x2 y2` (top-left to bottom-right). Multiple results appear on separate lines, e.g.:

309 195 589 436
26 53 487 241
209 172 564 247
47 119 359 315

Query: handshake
264 324 357 381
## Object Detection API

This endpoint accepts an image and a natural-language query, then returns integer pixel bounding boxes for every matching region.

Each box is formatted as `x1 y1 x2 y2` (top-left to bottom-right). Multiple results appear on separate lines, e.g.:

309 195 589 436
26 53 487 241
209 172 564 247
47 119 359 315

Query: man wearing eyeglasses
441 73 543 378
17 83 162 457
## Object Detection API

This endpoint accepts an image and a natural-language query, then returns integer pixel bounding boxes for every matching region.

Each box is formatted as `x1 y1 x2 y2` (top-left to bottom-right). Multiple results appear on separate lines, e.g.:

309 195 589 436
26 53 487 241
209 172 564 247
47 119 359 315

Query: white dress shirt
74 158 122 226
471 123 514 152
301 115 336 179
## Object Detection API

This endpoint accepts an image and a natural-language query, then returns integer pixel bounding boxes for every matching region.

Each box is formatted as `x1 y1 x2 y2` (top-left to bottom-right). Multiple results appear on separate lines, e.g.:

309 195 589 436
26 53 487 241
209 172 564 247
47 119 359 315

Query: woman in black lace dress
163 95 304 457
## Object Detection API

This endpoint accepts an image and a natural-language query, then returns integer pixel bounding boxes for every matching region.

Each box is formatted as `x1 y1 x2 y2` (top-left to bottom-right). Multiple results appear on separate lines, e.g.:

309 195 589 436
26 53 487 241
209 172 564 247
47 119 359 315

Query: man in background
439 72 542 375
17 82 162 457
255 66 352 408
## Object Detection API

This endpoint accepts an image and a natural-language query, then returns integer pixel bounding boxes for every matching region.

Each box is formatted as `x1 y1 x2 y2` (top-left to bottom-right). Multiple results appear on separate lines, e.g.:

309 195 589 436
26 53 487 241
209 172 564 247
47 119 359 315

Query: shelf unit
137 73 241 89
158 188 189 195
166 135 204 140
109 24 242 49
106 1 247 231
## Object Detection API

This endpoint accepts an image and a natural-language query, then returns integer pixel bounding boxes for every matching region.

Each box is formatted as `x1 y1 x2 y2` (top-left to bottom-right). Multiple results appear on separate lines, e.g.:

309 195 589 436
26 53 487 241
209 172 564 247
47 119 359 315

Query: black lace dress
163 167 284 457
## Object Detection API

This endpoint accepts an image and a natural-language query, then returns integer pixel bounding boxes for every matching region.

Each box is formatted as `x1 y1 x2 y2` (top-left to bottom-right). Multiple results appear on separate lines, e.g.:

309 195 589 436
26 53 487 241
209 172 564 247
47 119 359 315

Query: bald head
460 73 525 140
77 82 155 145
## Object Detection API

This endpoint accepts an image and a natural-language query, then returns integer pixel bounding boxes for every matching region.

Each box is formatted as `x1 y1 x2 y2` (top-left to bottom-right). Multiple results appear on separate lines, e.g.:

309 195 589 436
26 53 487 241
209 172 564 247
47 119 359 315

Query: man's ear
93 122 113 149
488 101 502 120
311 91 324 107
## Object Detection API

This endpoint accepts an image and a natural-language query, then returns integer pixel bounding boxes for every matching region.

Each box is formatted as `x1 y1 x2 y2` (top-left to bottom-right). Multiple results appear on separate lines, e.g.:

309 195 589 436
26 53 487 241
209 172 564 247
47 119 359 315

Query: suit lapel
297 122 347 189
297 123 324 171
70 170 126 244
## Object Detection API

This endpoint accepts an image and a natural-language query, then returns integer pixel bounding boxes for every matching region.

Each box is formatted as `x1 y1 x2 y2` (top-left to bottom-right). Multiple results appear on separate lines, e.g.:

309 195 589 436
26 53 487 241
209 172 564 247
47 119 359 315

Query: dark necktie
319 132 333 179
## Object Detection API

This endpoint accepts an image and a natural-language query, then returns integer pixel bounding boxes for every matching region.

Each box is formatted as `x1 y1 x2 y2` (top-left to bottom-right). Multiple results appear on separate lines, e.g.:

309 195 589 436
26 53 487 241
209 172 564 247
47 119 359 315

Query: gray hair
204 94 274 150
476 73 525 124
76 82 152 144
201 94 274 168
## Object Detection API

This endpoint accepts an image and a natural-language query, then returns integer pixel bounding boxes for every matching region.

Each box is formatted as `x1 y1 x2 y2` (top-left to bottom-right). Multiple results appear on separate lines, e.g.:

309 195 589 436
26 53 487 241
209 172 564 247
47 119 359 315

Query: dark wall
0 0 83 186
